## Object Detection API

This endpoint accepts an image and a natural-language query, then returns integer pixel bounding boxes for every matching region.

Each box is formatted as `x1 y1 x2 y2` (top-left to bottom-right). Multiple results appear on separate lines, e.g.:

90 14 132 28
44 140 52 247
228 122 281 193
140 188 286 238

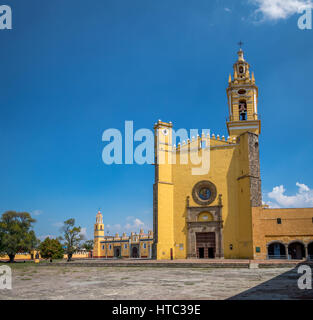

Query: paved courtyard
0 263 312 300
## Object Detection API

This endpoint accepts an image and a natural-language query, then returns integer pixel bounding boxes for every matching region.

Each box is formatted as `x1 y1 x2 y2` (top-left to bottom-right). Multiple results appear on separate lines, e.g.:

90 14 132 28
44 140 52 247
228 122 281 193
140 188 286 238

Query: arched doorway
114 247 121 258
308 243 313 260
267 242 286 259
196 232 216 259
132 246 138 258
288 242 305 260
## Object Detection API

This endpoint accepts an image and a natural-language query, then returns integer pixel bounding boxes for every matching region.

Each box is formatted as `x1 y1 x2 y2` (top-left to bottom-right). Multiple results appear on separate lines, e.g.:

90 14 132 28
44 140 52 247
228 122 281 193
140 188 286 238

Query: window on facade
102 245 104 250
239 100 247 121
143 243 146 249
124 244 127 249
277 218 282 224
109 245 112 249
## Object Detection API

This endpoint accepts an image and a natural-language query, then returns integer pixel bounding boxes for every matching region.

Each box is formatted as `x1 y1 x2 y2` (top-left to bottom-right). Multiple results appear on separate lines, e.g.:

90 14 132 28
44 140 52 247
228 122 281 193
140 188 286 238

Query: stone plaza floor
0 260 312 300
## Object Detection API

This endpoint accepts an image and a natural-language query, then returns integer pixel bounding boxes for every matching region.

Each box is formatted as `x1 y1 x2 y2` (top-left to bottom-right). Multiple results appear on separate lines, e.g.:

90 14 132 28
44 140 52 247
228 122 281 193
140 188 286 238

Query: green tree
0 211 37 262
81 239 93 251
59 219 84 261
39 237 64 262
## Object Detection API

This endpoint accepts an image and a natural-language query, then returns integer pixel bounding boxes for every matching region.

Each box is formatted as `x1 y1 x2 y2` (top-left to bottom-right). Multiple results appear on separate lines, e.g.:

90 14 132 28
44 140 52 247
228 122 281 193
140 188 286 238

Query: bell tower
226 47 261 137
93 210 104 258
153 120 175 260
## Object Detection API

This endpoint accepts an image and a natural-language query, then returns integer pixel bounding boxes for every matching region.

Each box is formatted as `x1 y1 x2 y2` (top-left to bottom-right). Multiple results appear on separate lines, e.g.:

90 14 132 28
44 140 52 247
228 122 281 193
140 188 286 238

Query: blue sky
1 0 313 240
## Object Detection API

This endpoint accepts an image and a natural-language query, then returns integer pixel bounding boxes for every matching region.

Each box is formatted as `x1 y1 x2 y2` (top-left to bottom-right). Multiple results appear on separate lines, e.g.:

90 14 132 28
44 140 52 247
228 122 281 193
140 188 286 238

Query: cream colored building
93 210 153 258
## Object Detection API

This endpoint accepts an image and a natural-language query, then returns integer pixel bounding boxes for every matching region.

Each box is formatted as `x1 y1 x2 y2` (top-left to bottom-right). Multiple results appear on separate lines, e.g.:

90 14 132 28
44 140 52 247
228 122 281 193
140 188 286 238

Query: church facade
153 49 313 260
93 210 154 258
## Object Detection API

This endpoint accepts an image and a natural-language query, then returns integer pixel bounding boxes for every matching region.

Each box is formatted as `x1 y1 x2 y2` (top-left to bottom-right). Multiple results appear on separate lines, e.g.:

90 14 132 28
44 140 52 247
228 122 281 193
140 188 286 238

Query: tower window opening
239 100 247 121
239 66 244 74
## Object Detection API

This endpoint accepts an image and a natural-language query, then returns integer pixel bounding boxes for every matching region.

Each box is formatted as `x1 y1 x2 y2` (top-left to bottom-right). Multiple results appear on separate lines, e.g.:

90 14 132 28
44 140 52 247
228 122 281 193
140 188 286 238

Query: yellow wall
64 252 90 259
0 250 90 261
252 207 313 259
153 121 260 260
0 252 39 261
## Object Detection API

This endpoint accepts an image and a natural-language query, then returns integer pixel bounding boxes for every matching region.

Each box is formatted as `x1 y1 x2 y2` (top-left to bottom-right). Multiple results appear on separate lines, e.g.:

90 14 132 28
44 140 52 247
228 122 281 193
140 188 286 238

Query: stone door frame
186 205 224 259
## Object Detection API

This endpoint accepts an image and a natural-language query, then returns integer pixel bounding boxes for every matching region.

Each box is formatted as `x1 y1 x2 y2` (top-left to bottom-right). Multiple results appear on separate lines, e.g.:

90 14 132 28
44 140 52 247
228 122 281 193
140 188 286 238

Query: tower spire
226 48 261 137
237 41 245 62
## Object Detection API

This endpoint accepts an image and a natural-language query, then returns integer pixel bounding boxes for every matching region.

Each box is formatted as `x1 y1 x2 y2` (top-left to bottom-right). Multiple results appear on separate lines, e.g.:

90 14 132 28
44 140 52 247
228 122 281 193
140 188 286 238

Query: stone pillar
285 244 289 260
187 230 196 259
305 245 309 260
218 221 224 259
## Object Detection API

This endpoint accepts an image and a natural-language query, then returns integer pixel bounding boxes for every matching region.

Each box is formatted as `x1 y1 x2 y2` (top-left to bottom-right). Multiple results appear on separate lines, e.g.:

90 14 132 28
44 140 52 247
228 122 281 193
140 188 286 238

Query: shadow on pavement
229 262 313 300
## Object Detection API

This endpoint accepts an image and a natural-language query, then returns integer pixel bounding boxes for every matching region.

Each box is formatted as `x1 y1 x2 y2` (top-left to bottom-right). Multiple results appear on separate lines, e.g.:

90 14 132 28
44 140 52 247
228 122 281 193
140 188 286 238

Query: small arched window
239 100 247 121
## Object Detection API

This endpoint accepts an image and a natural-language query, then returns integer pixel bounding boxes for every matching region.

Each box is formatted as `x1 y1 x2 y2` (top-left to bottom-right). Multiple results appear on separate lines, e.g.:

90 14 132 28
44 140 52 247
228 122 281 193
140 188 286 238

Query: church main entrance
196 232 216 259
132 246 139 258
114 247 121 258
186 199 224 259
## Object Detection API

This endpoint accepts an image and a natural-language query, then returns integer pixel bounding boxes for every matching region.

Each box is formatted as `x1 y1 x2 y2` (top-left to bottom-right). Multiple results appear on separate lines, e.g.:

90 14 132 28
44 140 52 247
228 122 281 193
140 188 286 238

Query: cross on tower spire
238 41 244 50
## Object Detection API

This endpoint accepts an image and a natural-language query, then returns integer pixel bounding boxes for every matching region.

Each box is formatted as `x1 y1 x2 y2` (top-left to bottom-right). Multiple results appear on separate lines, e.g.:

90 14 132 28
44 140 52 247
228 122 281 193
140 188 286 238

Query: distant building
0 250 91 262
93 211 153 258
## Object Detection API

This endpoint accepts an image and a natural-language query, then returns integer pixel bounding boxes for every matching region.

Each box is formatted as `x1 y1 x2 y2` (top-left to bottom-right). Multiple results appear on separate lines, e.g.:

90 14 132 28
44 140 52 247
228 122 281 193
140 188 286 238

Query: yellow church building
93 211 154 258
152 48 313 261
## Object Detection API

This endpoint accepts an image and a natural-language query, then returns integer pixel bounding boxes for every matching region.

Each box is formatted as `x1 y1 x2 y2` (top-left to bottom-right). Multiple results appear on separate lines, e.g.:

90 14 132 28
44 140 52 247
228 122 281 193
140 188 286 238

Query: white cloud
104 223 121 233
32 210 43 216
80 227 87 238
250 0 312 21
38 234 55 241
265 182 313 208
52 222 63 228
104 217 151 235
224 7 231 12
125 218 145 231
